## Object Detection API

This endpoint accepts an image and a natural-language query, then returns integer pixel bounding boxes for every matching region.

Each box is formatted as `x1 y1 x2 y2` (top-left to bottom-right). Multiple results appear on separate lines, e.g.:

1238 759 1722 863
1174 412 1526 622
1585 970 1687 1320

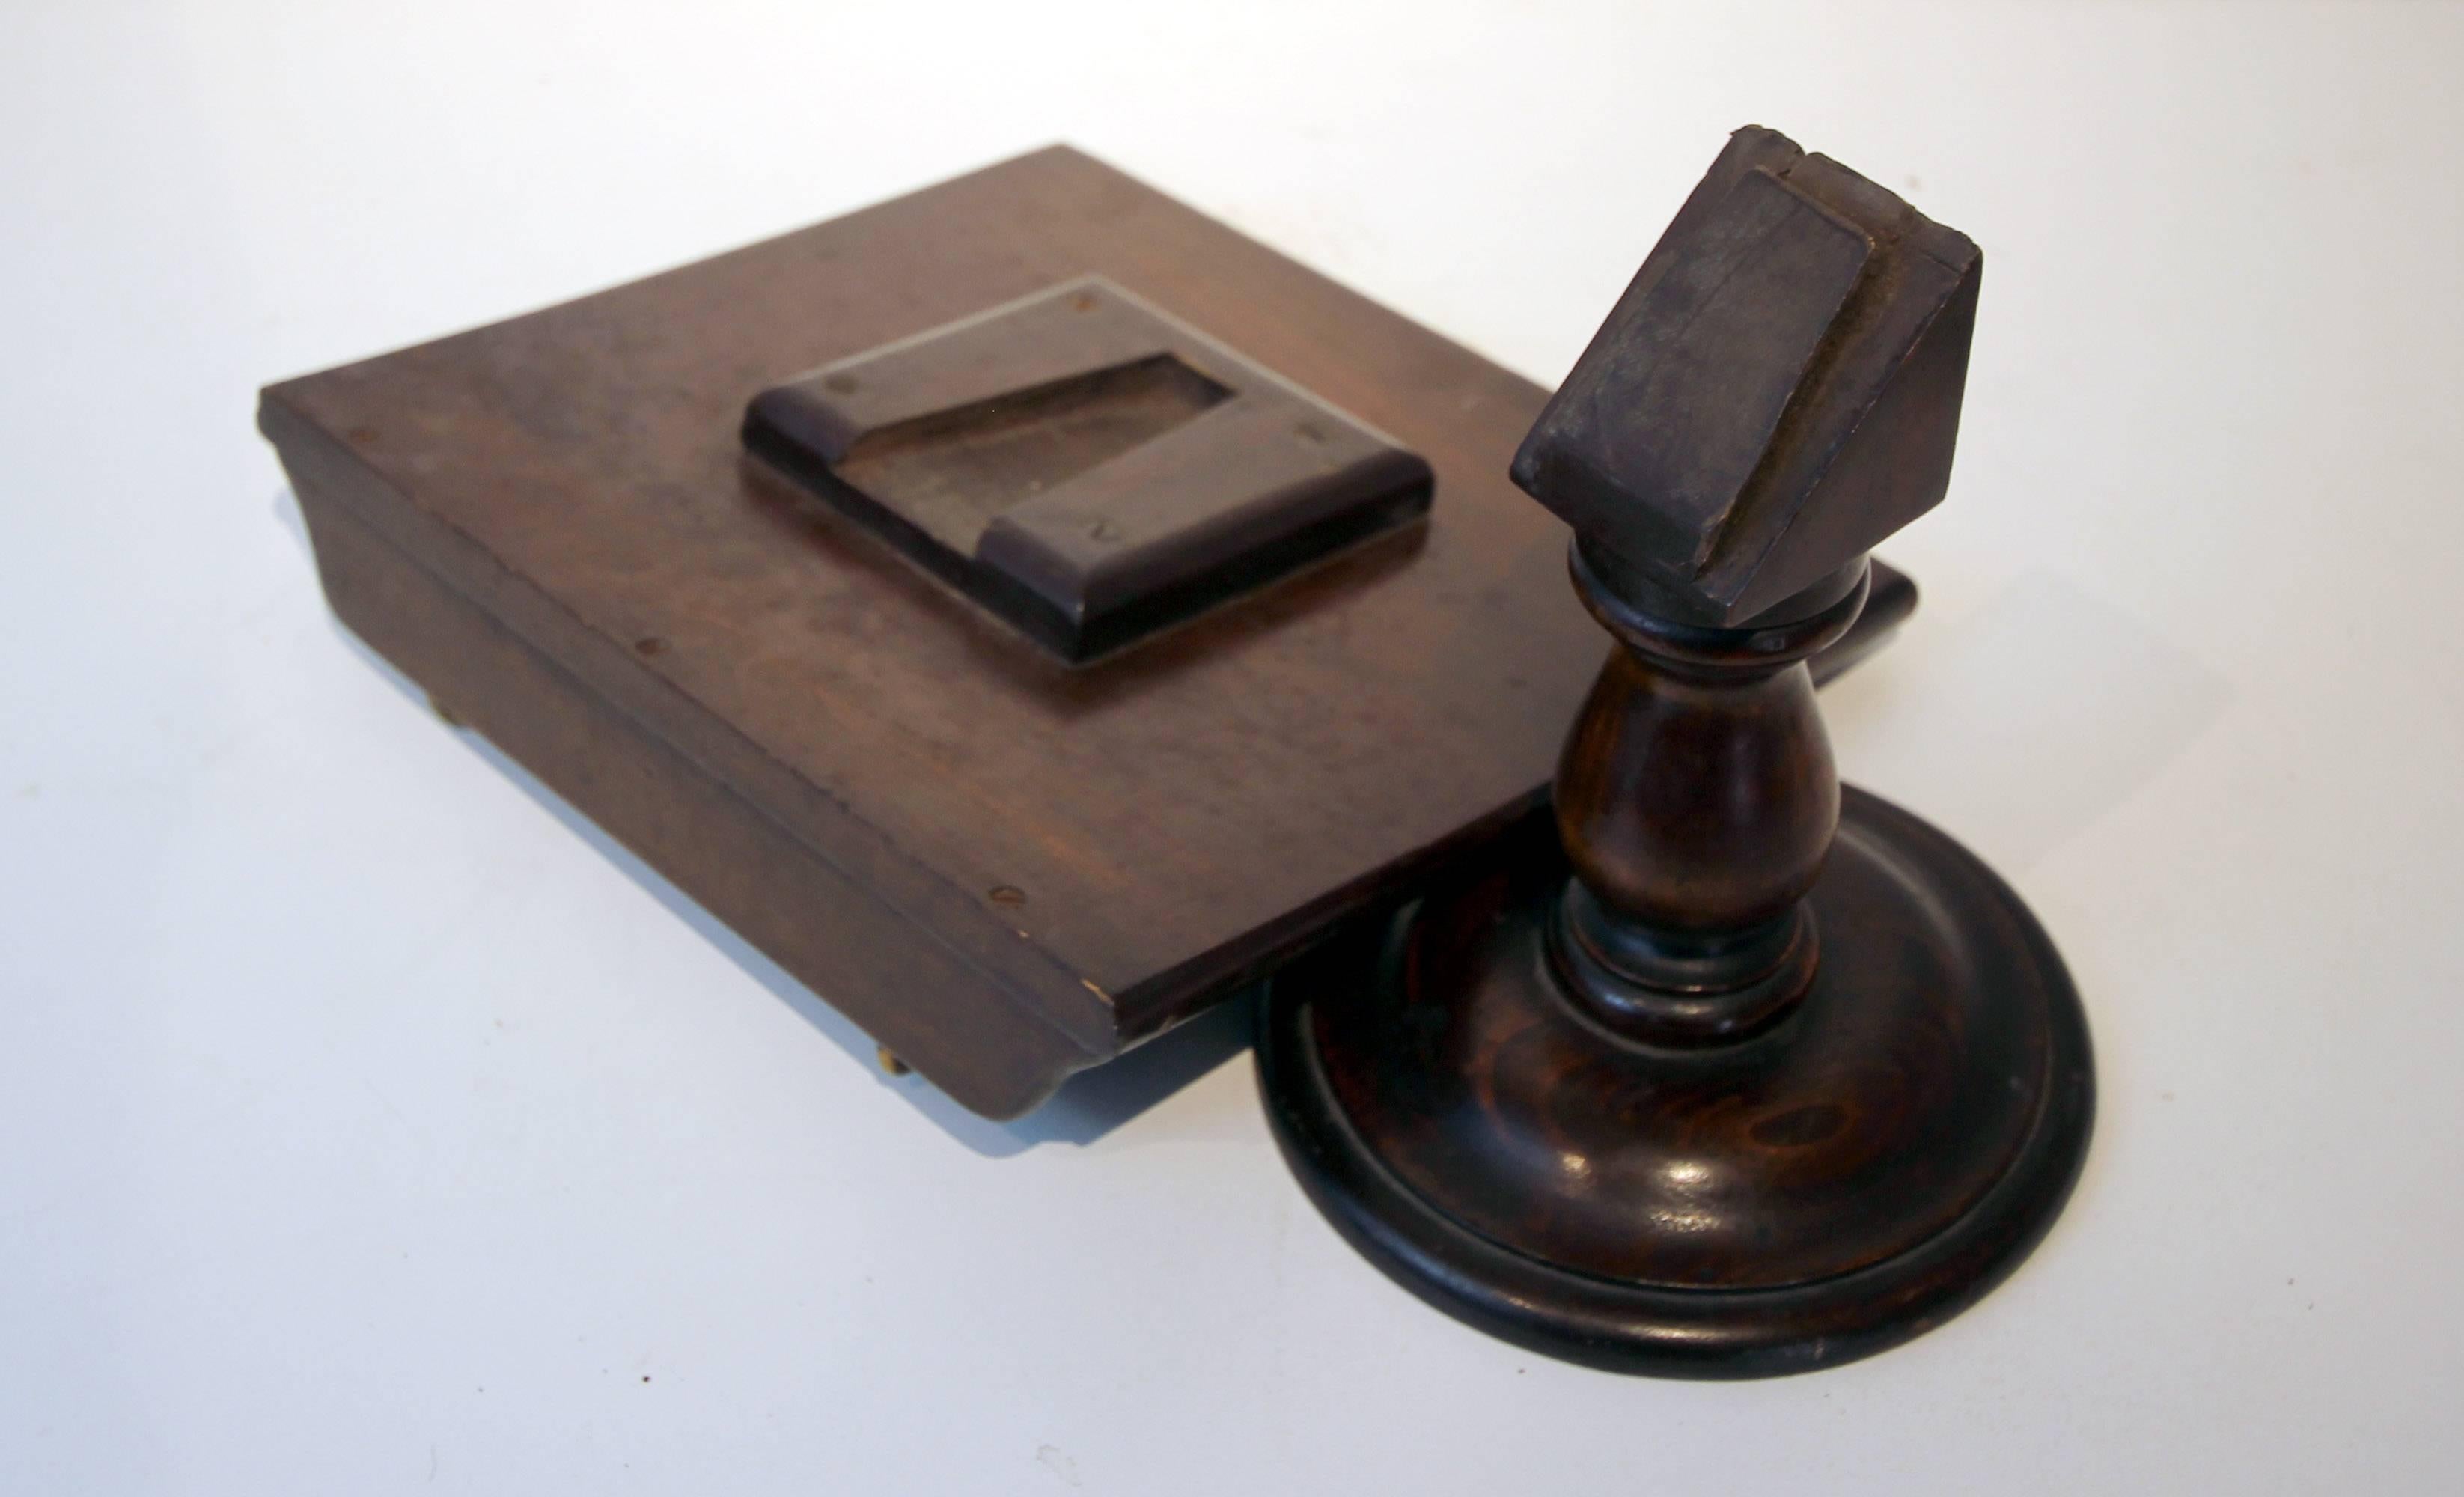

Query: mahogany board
258 146 1909 1119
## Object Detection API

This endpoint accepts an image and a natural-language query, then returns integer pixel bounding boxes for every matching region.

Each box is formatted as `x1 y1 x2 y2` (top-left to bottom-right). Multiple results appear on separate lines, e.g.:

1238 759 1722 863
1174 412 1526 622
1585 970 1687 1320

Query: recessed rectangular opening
832 354 1232 553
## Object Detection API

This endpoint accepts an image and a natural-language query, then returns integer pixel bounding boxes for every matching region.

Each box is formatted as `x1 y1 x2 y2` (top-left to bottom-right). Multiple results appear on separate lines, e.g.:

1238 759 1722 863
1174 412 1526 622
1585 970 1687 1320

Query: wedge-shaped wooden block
1511 126 1981 624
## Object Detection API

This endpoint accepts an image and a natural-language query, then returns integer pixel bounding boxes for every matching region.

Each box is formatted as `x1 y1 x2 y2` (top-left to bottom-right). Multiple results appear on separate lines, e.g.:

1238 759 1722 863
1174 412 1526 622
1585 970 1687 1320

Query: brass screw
876 1045 911 1076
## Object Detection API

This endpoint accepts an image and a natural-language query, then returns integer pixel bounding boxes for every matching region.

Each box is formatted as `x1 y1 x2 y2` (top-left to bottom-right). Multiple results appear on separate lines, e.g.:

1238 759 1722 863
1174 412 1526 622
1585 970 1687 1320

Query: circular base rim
1254 788 2095 1379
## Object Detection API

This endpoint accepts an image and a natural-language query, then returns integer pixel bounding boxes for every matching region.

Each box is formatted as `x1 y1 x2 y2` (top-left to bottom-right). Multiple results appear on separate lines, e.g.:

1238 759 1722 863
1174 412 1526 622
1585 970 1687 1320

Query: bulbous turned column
1547 545 1867 1047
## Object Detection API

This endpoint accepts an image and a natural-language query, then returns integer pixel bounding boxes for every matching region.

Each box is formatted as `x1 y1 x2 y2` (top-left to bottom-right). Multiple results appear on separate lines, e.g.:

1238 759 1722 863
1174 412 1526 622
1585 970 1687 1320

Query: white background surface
5 1 2461 1490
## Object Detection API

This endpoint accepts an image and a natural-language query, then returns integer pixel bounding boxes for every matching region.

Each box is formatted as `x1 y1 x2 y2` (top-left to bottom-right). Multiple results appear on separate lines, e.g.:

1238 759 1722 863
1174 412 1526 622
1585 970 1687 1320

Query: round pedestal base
1255 787 2094 1379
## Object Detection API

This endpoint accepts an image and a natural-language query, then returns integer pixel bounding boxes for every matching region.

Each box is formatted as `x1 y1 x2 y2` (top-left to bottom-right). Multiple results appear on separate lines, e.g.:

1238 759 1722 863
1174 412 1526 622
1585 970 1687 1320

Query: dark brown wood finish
1259 790 2091 1374
259 146 1918 1119
1512 127 1982 626
745 276 1435 662
1256 127 2093 1376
